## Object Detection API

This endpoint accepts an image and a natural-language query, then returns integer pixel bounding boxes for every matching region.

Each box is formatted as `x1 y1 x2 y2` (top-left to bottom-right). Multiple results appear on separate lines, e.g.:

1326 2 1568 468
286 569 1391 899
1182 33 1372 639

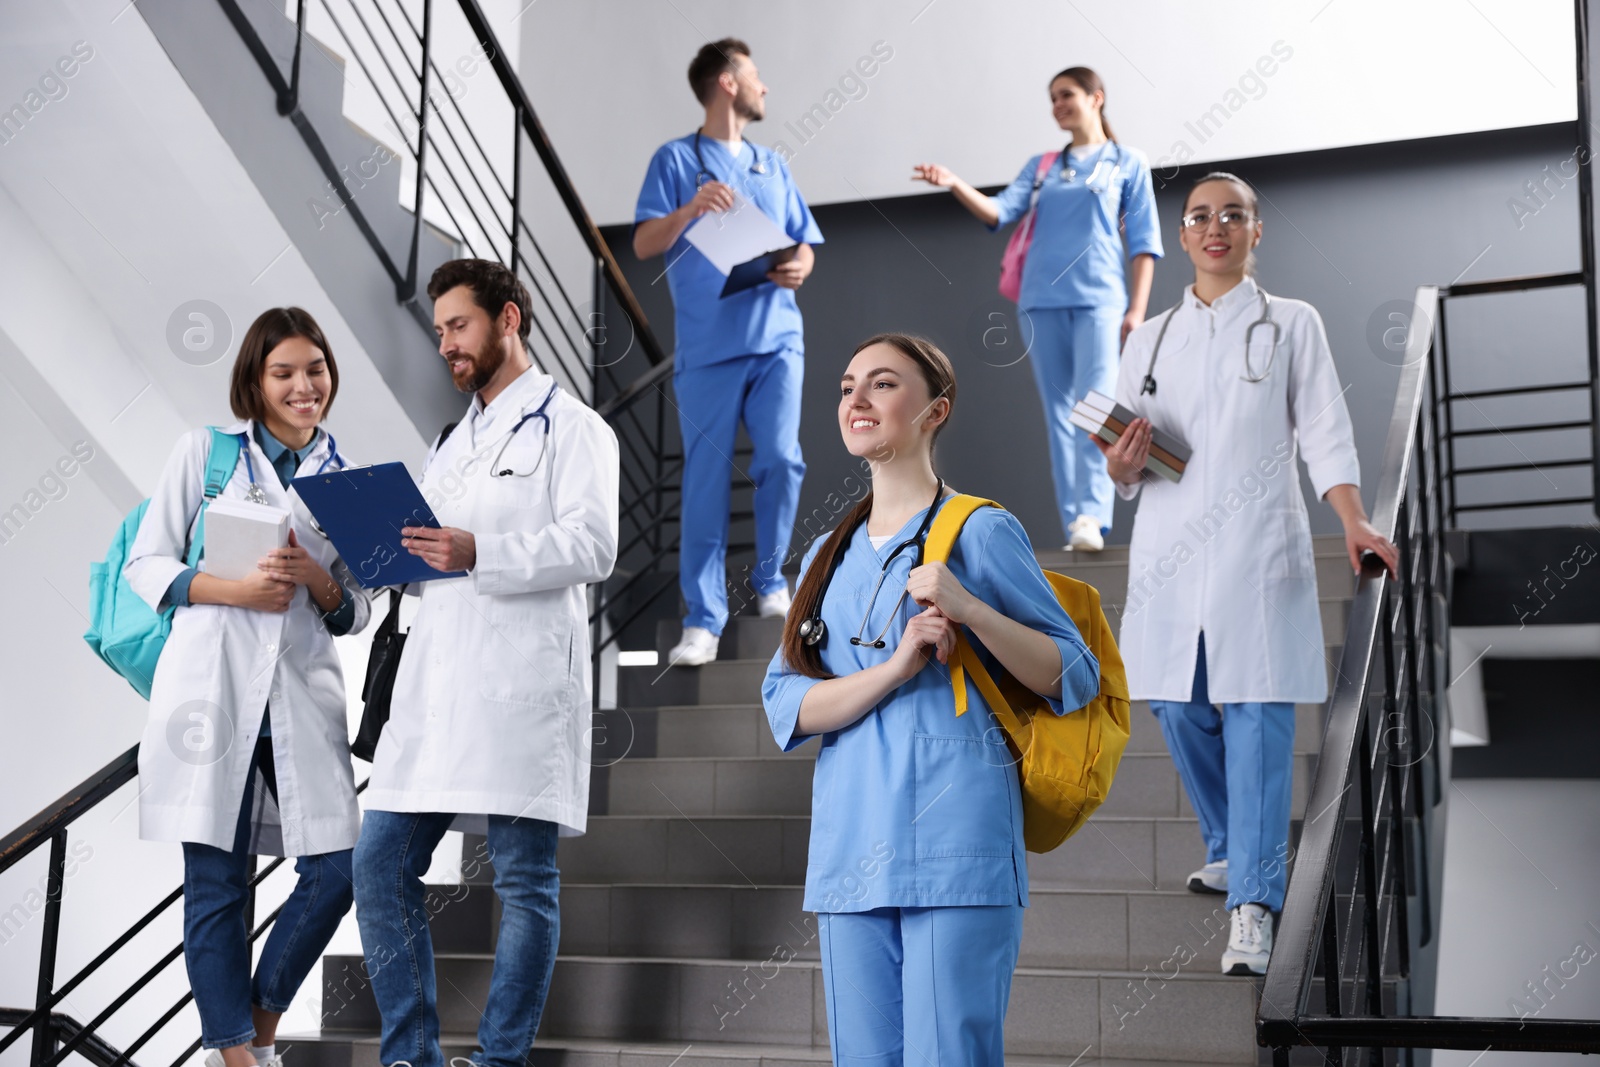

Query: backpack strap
922 494 1001 716
184 428 244 568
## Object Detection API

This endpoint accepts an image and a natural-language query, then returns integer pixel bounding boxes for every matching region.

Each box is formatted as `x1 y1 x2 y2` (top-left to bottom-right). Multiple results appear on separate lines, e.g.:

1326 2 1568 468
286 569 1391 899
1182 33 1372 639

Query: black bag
350 420 457 763
351 589 405 762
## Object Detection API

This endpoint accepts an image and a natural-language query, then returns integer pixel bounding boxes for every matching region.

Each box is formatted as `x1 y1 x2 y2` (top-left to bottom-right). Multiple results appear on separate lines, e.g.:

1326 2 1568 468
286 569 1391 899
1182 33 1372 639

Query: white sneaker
1187 858 1228 894
757 585 792 619
1067 515 1104 552
667 625 719 667
1221 903 1274 976
204 1052 280 1067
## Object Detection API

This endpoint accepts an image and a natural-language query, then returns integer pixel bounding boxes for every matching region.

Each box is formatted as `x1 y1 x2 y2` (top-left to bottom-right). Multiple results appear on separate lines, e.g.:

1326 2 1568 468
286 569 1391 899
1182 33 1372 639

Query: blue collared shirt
166 424 355 637
633 133 824 369
990 141 1163 311
762 501 1100 912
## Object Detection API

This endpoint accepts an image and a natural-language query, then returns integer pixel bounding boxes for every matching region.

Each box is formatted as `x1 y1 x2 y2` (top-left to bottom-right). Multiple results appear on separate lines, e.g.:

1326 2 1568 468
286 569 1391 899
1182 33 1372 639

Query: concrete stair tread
321 950 1257 984
281 1032 1188 1066
607 747 1322 764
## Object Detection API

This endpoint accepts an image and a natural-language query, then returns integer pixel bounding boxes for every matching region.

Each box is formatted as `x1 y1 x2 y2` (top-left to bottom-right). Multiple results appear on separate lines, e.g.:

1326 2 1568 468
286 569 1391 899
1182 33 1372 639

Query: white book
202 498 291 580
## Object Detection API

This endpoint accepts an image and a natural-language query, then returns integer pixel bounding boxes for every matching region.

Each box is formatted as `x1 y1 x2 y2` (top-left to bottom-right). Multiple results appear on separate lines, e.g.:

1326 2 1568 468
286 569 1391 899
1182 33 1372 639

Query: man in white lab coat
352 259 619 1067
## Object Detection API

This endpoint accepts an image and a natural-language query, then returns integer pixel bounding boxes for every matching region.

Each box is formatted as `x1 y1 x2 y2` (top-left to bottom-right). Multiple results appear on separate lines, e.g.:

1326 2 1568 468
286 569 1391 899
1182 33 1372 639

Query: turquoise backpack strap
184 428 243 568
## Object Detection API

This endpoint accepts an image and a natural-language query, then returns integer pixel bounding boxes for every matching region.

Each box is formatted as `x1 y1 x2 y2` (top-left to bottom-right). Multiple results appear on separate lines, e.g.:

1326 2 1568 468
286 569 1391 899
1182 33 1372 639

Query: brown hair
229 307 339 423
779 333 958 679
688 38 750 105
427 258 534 342
1051 66 1115 142
1184 170 1260 276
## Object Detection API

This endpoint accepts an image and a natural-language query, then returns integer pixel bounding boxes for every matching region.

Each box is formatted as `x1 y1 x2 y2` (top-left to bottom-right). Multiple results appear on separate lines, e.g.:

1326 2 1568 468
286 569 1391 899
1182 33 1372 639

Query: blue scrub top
990 142 1163 312
633 134 824 370
762 500 1101 913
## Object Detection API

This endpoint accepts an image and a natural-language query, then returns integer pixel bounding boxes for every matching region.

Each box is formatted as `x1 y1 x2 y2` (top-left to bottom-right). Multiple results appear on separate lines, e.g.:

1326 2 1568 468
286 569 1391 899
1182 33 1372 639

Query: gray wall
604 121 1583 556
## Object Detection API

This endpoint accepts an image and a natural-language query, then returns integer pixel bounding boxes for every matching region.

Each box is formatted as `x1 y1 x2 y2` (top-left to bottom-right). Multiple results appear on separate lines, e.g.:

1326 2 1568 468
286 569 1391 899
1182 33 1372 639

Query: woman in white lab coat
124 308 370 1067
1099 172 1397 977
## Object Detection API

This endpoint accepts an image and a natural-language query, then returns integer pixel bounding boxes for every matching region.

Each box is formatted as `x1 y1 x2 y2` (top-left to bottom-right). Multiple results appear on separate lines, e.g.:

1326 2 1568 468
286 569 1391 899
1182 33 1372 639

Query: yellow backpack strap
923 494 1000 716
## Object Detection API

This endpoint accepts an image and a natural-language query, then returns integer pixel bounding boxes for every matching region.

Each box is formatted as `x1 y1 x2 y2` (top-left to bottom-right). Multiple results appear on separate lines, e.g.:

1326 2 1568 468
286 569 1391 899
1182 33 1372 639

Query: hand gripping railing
1256 286 1600 1064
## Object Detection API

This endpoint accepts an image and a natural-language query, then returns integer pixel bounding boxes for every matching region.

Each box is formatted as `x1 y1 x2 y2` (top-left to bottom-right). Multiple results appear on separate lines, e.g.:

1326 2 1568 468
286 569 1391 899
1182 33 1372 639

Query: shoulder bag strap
922 494 1001 716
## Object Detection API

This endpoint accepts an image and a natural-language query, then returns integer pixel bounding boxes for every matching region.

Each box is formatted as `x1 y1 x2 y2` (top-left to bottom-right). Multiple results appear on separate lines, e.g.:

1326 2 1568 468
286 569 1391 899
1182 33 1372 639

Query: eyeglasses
1180 209 1257 231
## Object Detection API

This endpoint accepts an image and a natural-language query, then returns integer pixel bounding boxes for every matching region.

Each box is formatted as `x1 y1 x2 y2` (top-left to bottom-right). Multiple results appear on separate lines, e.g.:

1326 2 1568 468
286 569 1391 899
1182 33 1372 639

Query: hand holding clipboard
292 463 467 587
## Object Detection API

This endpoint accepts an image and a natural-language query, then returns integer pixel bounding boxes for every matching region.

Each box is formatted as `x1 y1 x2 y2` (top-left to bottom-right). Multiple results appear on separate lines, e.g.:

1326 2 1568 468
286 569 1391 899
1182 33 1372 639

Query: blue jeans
182 731 355 1049
1149 635 1296 911
353 812 560 1067
1024 305 1121 540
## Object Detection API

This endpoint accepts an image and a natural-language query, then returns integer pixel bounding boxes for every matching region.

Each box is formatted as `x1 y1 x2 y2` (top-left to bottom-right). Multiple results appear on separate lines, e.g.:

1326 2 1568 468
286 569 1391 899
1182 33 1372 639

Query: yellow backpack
923 495 1131 852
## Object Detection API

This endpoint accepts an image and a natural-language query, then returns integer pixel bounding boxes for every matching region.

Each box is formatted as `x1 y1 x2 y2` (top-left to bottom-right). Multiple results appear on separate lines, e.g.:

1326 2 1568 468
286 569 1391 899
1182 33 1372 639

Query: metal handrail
1257 285 1600 1060
2 2 689 1063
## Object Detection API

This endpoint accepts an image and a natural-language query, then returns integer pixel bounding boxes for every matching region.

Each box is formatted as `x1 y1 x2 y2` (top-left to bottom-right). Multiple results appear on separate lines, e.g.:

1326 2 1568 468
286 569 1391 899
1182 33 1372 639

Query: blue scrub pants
674 349 805 634
1149 635 1295 912
819 905 1024 1066
1024 305 1121 541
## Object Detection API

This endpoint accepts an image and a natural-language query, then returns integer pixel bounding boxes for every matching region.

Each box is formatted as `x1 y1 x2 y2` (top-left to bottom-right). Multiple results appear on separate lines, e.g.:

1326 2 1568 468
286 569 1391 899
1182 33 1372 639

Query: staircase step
596 751 1319 820
432 880 1261 973
1039 548 1357 598
652 598 1351 667
601 700 1328 760
622 611 1346 708
278 1031 1211 1067
316 954 1263 1062
555 814 1309 893
659 615 785 660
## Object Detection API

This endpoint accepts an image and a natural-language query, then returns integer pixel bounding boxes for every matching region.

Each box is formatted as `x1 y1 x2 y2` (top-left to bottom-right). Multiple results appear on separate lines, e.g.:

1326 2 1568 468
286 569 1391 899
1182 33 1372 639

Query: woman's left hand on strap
1344 519 1399 578
904 561 982 625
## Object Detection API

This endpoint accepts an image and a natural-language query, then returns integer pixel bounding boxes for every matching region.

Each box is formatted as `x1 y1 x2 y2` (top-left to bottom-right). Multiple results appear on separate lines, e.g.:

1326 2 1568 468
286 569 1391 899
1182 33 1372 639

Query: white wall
0 1 428 1061
517 0 1577 226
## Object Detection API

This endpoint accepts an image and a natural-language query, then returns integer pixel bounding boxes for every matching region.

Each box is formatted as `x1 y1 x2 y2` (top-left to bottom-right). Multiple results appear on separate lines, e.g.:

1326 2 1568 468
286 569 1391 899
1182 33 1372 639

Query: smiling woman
763 332 1100 1065
122 304 371 1067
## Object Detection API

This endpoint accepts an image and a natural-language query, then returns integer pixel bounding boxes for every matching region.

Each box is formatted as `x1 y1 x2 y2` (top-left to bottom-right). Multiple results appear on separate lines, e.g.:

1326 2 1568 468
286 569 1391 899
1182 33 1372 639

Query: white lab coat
125 421 371 856
363 369 620 836
1113 277 1361 703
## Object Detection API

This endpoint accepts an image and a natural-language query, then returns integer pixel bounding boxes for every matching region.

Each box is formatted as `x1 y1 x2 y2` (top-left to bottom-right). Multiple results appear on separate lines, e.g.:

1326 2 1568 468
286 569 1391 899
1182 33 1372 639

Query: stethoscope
241 429 343 505
692 130 768 188
797 479 945 650
1139 289 1280 397
488 381 559 478
1061 140 1123 194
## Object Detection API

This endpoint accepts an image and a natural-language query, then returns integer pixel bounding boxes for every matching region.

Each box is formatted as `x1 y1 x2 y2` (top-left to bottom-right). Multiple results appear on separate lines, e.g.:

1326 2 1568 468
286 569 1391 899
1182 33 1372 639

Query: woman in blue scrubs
913 66 1162 552
762 333 1101 1065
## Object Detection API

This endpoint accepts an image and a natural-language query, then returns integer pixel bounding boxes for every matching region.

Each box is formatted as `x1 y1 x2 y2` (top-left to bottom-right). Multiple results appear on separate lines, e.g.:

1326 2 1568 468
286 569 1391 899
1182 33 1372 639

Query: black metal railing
217 0 687 661
0 2 688 1064
1257 284 1600 1063
1433 270 1596 524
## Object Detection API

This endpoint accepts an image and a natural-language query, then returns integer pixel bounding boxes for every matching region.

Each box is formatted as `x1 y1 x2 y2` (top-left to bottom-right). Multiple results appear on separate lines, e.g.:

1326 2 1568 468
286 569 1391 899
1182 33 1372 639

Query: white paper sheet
683 189 794 275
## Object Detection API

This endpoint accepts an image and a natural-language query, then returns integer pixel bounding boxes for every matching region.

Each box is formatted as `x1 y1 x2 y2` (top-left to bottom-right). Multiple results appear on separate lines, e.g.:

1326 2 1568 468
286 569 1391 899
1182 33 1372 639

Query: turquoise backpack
85 428 243 699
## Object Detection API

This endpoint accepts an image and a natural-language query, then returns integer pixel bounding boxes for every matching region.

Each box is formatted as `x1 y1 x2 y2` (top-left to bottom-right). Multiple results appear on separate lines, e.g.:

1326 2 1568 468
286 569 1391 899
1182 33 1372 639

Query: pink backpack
998 151 1060 303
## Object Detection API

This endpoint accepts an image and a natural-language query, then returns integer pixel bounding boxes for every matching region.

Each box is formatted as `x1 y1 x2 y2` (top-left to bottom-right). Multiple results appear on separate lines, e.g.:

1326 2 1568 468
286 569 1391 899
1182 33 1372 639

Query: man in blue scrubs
633 37 824 666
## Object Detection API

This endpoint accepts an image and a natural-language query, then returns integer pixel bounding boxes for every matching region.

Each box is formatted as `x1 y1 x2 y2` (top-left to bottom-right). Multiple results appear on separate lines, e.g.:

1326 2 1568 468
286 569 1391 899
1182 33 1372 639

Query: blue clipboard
292 462 466 588
720 243 799 298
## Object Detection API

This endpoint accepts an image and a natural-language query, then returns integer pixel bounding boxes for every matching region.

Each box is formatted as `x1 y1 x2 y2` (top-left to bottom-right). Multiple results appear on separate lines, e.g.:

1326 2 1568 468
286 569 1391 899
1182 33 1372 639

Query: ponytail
781 492 873 678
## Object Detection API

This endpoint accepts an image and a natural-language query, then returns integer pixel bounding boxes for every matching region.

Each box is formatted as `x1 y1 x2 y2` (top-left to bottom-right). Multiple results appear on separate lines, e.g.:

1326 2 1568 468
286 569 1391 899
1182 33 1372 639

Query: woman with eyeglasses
1098 171 1397 977
912 65 1162 554
761 333 1101 1065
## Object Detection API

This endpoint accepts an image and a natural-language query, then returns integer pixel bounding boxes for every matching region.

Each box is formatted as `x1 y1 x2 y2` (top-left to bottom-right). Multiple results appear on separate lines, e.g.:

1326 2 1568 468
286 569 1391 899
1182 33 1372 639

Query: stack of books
1069 390 1191 483
203 498 291 579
